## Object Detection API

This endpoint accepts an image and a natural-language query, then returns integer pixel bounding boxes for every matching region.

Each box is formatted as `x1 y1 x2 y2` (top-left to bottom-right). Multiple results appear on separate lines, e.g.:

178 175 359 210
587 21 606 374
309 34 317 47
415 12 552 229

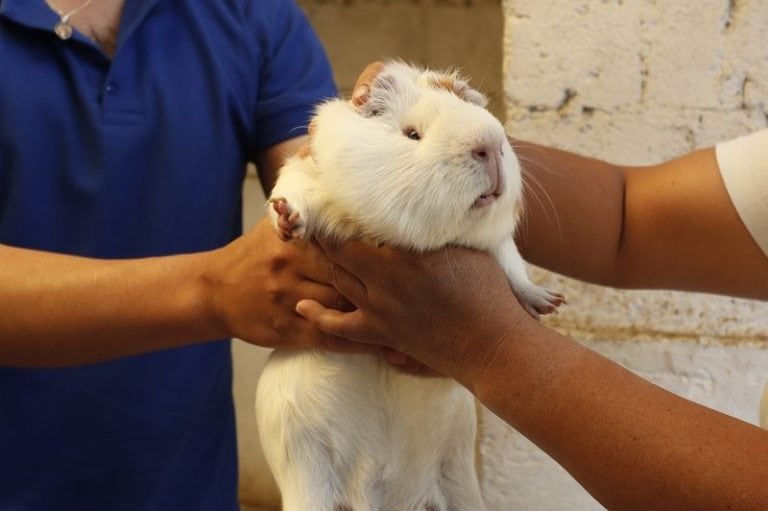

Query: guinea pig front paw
268 197 306 241
514 285 566 319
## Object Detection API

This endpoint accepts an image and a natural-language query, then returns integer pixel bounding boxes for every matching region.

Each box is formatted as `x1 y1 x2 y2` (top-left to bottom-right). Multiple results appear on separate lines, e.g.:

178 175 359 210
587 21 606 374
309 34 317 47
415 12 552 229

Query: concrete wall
486 0 768 508
235 1 768 510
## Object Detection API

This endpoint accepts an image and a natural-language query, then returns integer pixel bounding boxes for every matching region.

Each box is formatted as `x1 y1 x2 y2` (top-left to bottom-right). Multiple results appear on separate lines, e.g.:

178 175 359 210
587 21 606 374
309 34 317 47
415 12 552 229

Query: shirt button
105 82 117 94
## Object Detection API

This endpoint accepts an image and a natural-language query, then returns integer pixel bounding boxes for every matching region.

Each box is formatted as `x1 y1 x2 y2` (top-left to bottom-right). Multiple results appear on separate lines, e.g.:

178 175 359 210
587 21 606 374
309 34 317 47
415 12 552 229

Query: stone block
503 0 643 111
640 1 733 109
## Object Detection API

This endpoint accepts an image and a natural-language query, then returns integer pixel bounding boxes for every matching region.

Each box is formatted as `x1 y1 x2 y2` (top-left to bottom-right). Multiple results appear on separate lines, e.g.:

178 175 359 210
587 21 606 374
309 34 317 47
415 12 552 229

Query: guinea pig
256 61 563 511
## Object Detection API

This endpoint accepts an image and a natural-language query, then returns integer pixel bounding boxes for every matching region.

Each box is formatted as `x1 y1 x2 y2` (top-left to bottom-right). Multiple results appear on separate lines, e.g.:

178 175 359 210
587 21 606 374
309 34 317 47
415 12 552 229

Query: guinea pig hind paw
517 286 566 318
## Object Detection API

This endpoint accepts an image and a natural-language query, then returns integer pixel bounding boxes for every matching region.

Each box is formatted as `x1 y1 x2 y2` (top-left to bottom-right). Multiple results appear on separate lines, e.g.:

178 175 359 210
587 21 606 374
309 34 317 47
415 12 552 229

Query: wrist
129 251 229 346
464 315 558 417
450 312 537 394
194 248 236 340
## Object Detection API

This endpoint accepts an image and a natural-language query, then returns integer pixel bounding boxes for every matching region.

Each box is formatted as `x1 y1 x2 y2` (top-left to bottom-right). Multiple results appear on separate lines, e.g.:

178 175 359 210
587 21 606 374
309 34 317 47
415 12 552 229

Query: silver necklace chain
51 0 97 40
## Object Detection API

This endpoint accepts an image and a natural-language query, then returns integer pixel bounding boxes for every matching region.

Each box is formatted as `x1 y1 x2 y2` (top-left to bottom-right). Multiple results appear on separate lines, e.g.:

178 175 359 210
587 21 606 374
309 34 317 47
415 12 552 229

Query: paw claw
268 196 306 241
515 285 566 319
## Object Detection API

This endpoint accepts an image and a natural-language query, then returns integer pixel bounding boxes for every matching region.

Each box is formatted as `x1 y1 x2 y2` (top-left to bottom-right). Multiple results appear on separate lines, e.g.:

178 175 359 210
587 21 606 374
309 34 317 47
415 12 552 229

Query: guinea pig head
310 62 523 250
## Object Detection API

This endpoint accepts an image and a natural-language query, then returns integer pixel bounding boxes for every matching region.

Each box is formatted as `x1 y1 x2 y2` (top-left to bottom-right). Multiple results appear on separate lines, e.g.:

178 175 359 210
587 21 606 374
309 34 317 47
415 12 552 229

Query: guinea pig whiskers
519 163 562 240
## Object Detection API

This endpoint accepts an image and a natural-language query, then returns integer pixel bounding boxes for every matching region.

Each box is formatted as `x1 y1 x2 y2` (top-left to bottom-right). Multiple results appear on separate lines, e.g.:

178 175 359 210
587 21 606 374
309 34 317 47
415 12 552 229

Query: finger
305 237 369 302
314 236 387 275
326 257 367 304
295 299 372 344
352 61 384 106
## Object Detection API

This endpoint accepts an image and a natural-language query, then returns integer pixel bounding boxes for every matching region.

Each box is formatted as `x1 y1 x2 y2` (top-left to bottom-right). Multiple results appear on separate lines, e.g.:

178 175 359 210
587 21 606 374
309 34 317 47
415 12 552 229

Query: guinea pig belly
382 369 482 509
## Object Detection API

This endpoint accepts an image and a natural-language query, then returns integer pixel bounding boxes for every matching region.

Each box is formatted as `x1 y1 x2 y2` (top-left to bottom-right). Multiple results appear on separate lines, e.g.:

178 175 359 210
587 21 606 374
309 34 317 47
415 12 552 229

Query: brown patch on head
429 75 462 95
426 73 487 107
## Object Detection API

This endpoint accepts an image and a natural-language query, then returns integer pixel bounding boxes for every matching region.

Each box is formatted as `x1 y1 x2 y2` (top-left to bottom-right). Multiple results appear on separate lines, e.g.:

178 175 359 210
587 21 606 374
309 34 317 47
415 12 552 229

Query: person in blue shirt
0 0 366 509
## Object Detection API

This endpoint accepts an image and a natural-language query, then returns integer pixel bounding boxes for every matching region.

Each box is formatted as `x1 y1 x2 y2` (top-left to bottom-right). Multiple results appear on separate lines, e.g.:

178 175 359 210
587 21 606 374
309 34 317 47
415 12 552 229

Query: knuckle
267 253 290 273
268 315 291 337
263 281 285 304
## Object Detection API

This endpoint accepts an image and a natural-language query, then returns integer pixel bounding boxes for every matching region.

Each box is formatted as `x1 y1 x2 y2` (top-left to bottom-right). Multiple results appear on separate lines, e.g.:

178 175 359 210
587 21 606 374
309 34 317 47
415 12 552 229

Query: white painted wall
483 0 768 508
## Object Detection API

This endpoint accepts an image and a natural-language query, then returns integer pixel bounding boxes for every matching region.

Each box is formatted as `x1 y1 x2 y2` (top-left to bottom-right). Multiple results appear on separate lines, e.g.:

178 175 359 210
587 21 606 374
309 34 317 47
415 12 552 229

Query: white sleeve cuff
715 129 768 258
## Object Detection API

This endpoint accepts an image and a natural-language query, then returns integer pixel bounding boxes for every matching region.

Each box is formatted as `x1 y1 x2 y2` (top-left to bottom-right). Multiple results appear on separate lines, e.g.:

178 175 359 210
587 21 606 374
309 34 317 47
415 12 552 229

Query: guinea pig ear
356 70 403 118
424 71 488 108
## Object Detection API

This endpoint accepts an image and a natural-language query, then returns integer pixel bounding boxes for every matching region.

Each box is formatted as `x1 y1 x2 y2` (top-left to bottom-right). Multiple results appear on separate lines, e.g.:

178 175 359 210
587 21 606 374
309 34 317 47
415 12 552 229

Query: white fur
256 62 560 511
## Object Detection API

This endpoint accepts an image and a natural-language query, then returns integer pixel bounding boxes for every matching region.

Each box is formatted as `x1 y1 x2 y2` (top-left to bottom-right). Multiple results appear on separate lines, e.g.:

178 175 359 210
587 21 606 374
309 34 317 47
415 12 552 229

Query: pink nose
471 143 503 162
471 141 505 195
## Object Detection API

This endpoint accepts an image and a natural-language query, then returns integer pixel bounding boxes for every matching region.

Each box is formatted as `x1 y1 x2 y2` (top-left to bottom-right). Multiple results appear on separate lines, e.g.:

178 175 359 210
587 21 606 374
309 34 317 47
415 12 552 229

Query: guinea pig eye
405 128 421 141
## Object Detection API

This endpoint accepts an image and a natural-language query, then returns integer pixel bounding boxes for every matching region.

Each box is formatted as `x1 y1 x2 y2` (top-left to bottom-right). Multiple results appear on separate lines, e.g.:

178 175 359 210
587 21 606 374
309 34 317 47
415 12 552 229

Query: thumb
296 299 373 345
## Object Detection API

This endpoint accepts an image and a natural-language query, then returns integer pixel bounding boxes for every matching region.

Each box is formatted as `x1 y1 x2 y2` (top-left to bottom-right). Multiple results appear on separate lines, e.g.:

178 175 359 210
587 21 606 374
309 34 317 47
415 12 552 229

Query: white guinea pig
256 61 563 511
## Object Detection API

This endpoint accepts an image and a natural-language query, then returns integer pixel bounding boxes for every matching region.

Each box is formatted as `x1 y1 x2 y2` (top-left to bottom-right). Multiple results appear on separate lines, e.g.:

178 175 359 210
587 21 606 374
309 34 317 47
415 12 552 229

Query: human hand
294 239 533 383
202 217 378 354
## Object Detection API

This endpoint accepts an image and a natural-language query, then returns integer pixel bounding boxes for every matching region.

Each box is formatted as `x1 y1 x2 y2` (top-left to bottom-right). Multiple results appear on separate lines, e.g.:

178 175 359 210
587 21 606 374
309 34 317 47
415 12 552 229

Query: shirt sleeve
248 0 337 153
716 129 768 258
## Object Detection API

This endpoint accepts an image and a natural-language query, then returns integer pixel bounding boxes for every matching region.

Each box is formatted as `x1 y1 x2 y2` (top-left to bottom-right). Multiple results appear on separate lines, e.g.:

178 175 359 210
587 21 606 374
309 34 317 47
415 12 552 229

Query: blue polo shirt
0 0 335 509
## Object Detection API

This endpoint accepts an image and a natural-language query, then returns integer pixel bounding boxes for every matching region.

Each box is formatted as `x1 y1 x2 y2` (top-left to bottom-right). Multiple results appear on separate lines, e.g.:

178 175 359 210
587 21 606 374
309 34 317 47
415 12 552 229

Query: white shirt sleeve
715 129 768 258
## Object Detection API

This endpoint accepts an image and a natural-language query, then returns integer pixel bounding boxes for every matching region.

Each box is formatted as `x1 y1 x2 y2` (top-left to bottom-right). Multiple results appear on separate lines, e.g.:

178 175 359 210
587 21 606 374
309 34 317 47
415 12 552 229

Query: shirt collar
0 0 59 33
0 0 162 51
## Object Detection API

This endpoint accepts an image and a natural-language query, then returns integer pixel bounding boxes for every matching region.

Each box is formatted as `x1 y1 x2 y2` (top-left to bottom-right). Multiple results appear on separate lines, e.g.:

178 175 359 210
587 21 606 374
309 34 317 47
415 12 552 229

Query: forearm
512 140 627 286
0 244 222 366
470 319 768 510
515 141 768 298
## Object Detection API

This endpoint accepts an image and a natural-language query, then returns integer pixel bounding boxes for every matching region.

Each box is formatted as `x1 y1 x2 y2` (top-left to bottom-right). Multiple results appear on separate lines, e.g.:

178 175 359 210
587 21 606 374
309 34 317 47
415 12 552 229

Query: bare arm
296 242 768 510
0 136 366 367
515 141 768 298
478 316 768 511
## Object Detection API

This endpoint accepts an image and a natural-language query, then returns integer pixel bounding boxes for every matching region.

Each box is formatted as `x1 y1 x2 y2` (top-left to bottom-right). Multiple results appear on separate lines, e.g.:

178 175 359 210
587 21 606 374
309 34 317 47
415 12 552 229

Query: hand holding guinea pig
296 238 535 387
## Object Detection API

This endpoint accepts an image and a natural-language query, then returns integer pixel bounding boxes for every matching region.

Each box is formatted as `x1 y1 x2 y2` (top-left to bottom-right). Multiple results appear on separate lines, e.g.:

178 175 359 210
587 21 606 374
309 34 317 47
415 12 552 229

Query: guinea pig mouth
472 158 506 209
473 180 505 209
